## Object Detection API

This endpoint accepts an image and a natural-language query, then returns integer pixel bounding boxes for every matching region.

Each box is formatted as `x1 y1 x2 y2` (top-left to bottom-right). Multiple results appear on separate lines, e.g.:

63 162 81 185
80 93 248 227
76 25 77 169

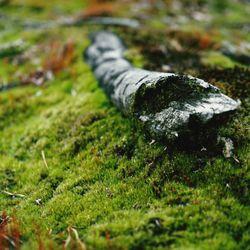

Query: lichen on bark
85 31 240 140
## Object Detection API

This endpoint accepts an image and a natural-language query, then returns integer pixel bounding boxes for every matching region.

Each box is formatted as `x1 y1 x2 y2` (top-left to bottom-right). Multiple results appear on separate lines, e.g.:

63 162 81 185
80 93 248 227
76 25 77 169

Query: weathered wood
0 13 140 30
85 31 240 141
0 39 26 58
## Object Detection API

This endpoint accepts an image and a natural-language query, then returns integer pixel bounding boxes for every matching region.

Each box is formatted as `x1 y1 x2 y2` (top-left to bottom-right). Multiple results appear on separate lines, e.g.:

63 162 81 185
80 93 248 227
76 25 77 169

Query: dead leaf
79 1 115 18
198 33 213 49
43 41 75 74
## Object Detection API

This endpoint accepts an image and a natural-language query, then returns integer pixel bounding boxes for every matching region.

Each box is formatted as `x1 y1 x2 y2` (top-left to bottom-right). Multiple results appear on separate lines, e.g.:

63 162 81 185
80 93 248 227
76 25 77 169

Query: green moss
201 51 238 68
0 1 249 249
124 48 145 68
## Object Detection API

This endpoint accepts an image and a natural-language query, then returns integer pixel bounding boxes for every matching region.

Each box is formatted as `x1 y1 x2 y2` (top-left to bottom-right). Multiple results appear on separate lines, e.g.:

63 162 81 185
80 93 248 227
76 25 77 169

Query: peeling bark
85 31 240 141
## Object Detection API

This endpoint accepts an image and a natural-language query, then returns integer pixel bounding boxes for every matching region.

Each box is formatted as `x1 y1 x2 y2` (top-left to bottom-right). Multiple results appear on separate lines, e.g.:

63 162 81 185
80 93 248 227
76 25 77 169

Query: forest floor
0 0 249 249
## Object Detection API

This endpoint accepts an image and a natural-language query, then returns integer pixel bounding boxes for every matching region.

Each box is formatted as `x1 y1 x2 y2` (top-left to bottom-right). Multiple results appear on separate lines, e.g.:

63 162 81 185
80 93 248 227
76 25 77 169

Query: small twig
0 13 140 30
0 234 17 248
1 191 26 198
0 70 53 93
41 150 49 169
0 81 21 92
0 215 10 226
0 39 27 58
67 17 140 28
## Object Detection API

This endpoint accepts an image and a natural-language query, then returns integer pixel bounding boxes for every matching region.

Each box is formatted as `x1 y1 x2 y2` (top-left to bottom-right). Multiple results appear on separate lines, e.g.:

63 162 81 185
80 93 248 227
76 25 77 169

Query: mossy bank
0 0 249 249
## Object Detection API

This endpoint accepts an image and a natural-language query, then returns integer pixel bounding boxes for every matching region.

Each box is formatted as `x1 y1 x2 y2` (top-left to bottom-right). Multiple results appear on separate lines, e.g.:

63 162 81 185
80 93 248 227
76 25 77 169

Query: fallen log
0 39 27 58
60 17 140 29
86 31 240 141
0 13 140 30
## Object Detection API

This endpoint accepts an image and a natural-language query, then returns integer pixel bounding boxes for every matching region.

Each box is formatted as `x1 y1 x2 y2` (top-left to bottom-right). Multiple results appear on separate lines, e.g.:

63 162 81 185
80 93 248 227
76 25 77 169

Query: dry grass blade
1 191 26 198
63 226 87 250
63 228 71 249
0 211 21 249
71 227 87 250
41 150 49 169
43 41 75 74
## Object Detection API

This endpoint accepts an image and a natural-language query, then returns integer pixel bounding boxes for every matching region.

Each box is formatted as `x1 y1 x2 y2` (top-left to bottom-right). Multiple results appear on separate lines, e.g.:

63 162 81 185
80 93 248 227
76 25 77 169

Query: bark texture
85 31 240 140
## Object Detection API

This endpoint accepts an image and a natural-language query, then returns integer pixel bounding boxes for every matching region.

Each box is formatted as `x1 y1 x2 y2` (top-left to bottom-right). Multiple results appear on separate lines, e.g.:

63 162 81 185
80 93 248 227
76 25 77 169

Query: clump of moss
0 0 249 249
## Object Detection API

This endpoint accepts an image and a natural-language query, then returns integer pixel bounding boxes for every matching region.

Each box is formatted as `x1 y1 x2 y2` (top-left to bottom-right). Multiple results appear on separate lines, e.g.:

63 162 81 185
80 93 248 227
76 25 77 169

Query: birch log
85 31 240 141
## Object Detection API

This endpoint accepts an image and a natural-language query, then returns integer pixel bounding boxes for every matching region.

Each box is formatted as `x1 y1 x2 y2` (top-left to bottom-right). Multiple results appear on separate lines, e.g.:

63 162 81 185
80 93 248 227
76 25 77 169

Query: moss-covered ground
0 0 249 249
